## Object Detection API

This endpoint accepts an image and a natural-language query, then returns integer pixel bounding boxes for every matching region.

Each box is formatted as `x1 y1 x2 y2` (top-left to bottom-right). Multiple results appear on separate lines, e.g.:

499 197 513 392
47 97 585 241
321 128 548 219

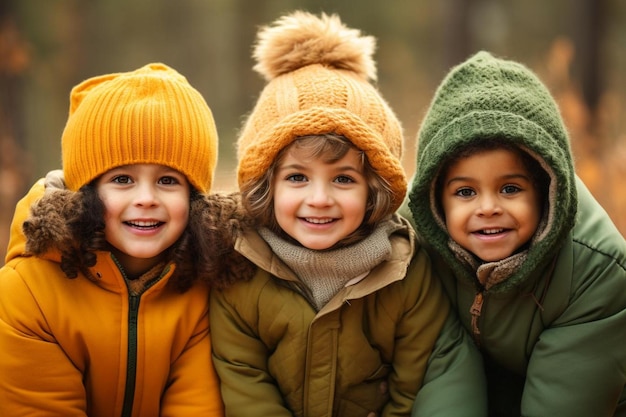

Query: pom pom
253 11 377 82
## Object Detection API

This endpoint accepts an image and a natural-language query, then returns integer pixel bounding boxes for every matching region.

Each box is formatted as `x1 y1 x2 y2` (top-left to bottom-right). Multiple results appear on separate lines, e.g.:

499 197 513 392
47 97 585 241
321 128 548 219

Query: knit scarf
122 261 168 296
448 240 527 291
259 218 403 311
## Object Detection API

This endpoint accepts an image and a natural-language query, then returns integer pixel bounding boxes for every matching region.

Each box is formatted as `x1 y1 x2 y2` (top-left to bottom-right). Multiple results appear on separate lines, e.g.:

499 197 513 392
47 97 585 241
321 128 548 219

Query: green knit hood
408 51 577 293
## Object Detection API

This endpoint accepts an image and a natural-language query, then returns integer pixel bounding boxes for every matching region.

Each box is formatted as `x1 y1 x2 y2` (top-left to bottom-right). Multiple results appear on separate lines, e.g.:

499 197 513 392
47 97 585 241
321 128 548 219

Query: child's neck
109 246 166 280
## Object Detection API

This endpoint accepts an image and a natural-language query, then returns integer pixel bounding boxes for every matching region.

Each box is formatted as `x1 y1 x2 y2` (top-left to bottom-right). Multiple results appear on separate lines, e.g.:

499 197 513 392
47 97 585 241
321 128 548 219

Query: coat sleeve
210 281 294 417
521 249 626 415
383 248 484 416
412 310 487 416
0 263 88 416
520 180 626 415
160 295 225 417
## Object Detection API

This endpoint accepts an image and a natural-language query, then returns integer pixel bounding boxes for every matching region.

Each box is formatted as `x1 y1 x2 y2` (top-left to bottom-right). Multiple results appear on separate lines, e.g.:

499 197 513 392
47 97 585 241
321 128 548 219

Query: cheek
101 211 117 244
273 187 297 213
346 197 367 221
522 198 542 233
441 204 470 239
444 214 464 237
273 202 296 230
441 198 461 223
171 200 191 224
100 199 118 224
97 191 117 217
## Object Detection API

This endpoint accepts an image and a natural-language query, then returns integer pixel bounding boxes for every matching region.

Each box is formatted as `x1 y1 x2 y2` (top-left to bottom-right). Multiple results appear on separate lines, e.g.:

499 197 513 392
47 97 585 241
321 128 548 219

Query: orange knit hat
237 11 407 210
62 63 218 193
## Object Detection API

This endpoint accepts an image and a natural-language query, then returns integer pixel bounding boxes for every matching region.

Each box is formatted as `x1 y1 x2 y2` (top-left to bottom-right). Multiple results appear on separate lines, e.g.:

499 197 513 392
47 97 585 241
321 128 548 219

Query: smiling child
209 11 487 417
404 51 626 416
0 63 227 416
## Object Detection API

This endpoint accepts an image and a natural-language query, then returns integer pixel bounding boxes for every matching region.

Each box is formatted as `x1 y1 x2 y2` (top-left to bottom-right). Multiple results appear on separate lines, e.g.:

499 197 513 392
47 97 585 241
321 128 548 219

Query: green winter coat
403 51 626 416
210 215 487 417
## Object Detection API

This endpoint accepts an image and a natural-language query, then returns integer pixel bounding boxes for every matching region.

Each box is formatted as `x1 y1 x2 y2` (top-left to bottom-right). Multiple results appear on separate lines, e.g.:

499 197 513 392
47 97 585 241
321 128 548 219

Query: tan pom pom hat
236 11 407 211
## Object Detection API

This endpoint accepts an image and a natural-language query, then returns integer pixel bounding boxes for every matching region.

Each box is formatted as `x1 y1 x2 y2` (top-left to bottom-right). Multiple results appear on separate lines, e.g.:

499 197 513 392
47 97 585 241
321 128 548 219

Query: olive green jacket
210 216 487 417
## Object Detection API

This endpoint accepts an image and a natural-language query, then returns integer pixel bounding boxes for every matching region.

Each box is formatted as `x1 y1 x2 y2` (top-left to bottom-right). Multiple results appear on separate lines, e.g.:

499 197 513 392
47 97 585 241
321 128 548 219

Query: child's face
273 146 368 250
440 148 541 262
96 164 190 276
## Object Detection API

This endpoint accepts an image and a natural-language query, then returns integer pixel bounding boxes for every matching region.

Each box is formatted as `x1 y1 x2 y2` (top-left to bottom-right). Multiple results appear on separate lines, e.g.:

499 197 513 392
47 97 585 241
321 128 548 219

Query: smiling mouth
477 228 505 235
304 217 335 224
125 220 163 229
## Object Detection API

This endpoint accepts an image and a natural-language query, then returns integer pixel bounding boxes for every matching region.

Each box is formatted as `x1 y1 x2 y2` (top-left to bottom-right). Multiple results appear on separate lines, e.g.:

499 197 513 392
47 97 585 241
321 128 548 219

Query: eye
112 175 132 184
286 174 307 183
334 175 355 184
502 184 521 194
159 176 181 185
455 187 475 197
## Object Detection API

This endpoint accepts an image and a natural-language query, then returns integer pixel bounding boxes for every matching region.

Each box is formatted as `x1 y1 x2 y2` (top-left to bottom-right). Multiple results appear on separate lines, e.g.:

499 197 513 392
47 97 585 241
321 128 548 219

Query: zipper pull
470 292 484 346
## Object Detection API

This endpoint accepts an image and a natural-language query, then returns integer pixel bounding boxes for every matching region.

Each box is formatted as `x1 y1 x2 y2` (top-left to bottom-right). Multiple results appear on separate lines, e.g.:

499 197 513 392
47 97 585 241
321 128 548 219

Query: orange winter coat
0 180 224 417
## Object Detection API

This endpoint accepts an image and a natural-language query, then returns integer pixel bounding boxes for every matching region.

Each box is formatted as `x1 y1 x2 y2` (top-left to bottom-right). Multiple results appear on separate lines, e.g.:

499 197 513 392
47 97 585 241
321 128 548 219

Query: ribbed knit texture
258 217 402 310
62 63 218 192
237 11 407 212
408 51 578 293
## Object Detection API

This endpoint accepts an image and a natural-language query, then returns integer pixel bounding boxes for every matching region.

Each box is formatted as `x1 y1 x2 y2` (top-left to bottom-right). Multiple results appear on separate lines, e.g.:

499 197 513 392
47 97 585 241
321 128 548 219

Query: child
210 11 486 417
0 63 238 416
403 51 626 416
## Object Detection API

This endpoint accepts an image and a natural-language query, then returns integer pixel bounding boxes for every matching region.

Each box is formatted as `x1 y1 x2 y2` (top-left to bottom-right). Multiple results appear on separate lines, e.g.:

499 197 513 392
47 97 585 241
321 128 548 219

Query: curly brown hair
23 185 255 292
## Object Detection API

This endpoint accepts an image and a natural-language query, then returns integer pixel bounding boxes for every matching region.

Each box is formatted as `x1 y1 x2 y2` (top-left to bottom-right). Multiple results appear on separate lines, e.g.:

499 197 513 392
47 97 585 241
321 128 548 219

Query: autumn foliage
542 38 626 236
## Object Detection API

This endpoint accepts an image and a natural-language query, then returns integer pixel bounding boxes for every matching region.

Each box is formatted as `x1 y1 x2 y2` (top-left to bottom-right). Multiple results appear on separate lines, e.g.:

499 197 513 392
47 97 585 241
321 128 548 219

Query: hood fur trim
23 188 82 257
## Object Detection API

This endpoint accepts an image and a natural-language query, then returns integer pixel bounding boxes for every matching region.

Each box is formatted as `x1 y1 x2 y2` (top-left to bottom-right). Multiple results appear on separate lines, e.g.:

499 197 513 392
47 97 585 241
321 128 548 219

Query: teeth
127 220 160 228
305 218 333 224
482 228 503 234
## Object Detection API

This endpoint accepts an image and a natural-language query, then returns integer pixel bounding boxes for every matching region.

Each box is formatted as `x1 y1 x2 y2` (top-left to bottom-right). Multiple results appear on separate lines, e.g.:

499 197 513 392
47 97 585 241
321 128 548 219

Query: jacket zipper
121 295 140 417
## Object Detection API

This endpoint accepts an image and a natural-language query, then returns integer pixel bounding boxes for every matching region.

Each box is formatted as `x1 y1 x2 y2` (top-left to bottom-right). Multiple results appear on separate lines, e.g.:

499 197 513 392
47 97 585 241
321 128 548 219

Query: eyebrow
446 172 531 186
278 163 363 174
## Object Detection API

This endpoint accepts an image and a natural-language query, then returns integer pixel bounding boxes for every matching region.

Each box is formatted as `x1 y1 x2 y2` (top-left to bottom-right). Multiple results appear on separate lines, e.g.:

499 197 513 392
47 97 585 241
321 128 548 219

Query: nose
305 182 333 207
133 183 159 207
476 193 502 216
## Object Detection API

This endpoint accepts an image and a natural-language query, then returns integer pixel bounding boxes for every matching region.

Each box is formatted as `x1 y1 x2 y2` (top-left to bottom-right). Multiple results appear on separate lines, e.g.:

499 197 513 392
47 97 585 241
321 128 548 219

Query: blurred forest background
1 0 625 262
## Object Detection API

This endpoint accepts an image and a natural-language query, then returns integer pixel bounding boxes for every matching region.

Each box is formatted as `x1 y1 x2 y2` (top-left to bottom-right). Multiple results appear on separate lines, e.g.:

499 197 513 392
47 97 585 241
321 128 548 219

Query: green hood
408 51 577 293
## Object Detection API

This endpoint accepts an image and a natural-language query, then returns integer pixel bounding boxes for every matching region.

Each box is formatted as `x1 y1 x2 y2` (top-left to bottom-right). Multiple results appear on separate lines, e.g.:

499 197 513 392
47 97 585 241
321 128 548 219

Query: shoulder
387 213 419 259
0 256 72 322
210 264 276 310
377 222 445 310
571 177 626 270
546 180 626 323
388 214 436 279
1 255 60 287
